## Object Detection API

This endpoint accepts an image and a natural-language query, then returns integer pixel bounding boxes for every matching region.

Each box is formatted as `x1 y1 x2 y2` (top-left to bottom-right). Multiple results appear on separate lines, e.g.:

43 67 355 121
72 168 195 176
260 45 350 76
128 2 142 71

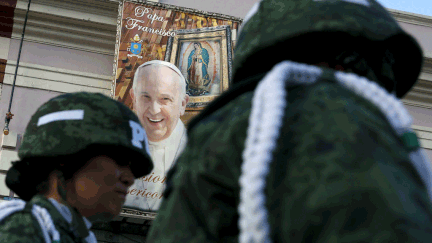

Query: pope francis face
131 65 188 142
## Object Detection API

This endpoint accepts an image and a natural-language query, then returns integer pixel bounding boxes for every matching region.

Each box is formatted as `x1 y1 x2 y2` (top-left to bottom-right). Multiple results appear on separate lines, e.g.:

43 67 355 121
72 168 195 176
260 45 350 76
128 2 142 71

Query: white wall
7 40 115 76
0 37 11 60
399 21 432 58
407 106 432 127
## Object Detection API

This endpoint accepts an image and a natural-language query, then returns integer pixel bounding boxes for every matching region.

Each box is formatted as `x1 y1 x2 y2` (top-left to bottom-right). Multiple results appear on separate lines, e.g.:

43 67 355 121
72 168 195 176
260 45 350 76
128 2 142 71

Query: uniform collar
48 198 92 229
46 197 97 243
30 195 70 227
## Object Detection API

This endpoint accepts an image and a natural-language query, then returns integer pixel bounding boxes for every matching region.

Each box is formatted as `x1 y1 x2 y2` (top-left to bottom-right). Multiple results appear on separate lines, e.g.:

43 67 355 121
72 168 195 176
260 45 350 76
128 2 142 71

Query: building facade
1 0 432 242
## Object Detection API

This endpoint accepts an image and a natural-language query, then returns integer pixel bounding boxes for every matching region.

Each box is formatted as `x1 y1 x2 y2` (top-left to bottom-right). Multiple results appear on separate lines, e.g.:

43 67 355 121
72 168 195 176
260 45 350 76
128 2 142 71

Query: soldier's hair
10 144 139 200
21 145 125 196
23 154 90 196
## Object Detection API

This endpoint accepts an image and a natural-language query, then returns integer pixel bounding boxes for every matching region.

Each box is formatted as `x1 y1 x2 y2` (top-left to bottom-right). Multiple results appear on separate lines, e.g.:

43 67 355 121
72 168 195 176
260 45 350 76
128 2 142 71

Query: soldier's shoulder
192 91 254 134
276 80 405 162
289 80 391 125
191 79 390 138
180 91 253 172
0 207 44 243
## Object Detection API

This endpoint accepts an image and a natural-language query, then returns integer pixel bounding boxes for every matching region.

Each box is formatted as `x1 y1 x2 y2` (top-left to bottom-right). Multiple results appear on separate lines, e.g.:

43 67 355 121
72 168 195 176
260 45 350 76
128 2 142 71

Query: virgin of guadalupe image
187 42 211 96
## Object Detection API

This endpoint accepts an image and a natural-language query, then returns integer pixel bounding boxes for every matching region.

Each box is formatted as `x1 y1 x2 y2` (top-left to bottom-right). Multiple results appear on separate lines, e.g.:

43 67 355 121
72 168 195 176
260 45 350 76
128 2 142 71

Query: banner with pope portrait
112 0 242 219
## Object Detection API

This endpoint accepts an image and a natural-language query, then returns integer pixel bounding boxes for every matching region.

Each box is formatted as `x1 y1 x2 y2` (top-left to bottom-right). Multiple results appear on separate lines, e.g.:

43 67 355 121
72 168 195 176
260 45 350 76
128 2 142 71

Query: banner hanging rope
4 0 32 135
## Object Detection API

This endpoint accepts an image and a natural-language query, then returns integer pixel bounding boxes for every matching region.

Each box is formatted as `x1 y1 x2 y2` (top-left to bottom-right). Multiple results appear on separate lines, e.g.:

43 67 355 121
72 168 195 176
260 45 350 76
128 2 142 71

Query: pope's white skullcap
136 60 186 84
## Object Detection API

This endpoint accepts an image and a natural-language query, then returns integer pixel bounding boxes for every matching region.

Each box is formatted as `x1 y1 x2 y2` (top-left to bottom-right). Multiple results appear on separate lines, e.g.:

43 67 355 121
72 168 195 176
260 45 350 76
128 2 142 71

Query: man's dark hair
18 153 90 196
8 144 135 200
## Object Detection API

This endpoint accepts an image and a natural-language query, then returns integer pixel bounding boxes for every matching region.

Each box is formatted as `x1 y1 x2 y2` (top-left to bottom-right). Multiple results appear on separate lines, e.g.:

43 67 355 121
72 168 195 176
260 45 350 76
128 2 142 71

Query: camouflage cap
17 92 153 178
234 0 423 98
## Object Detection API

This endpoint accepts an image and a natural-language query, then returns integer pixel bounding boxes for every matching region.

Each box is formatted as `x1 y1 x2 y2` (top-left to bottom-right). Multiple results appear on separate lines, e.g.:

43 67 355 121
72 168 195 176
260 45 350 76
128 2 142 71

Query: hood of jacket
232 0 423 98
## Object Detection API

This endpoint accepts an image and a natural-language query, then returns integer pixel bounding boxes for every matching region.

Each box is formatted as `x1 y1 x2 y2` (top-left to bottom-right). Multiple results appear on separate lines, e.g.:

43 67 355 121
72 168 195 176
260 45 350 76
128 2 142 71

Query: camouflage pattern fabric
0 195 90 243
19 92 151 175
147 73 432 242
145 0 432 242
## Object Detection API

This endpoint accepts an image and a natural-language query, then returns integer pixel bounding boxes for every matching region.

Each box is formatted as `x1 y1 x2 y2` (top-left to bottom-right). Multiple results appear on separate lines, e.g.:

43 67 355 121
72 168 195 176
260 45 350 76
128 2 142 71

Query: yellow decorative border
165 26 232 110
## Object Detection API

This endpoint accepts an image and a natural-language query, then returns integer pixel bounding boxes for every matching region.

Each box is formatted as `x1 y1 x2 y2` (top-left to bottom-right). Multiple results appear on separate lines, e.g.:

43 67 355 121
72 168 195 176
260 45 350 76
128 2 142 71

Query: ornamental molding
4 61 112 95
16 0 119 25
9 1 432 109
403 57 432 109
412 125 432 150
13 0 119 55
11 2 432 57
388 8 432 29
11 0 163 55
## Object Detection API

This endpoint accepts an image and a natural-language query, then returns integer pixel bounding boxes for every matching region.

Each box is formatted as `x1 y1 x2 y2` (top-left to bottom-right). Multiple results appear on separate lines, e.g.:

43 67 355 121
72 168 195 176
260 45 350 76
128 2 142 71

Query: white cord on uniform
0 199 60 243
0 200 26 224
239 61 321 243
335 72 412 132
336 71 432 199
32 205 60 243
85 231 98 243
239 60 432 243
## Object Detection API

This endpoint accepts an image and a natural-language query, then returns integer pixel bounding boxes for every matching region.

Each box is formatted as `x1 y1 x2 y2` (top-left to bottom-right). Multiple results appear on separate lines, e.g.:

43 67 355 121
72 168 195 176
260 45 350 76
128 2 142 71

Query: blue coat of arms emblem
130 43 142 55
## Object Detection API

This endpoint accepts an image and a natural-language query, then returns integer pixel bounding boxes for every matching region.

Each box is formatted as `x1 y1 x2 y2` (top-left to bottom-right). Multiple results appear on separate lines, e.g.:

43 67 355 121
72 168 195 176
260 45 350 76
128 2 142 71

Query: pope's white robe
124 119 187 211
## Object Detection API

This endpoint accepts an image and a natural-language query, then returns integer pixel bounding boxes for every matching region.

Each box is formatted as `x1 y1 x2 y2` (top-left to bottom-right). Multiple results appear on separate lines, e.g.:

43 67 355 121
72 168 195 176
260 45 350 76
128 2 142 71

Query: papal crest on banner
127 34 143 59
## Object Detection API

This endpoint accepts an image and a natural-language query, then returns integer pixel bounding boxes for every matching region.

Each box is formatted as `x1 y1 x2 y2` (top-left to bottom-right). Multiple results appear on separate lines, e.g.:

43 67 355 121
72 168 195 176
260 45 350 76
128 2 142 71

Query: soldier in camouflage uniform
0 92 153 243
146 0 432 242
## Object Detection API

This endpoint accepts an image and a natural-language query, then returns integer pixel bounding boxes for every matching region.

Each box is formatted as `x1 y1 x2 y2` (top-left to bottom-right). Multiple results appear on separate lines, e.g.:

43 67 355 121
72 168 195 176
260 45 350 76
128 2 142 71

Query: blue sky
378 0 432 17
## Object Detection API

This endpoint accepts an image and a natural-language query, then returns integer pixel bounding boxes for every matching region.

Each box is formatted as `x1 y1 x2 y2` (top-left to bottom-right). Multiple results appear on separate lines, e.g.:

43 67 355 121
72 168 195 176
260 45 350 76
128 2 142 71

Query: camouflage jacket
147 70 432 243
0 195 95 243
147 0 432 242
